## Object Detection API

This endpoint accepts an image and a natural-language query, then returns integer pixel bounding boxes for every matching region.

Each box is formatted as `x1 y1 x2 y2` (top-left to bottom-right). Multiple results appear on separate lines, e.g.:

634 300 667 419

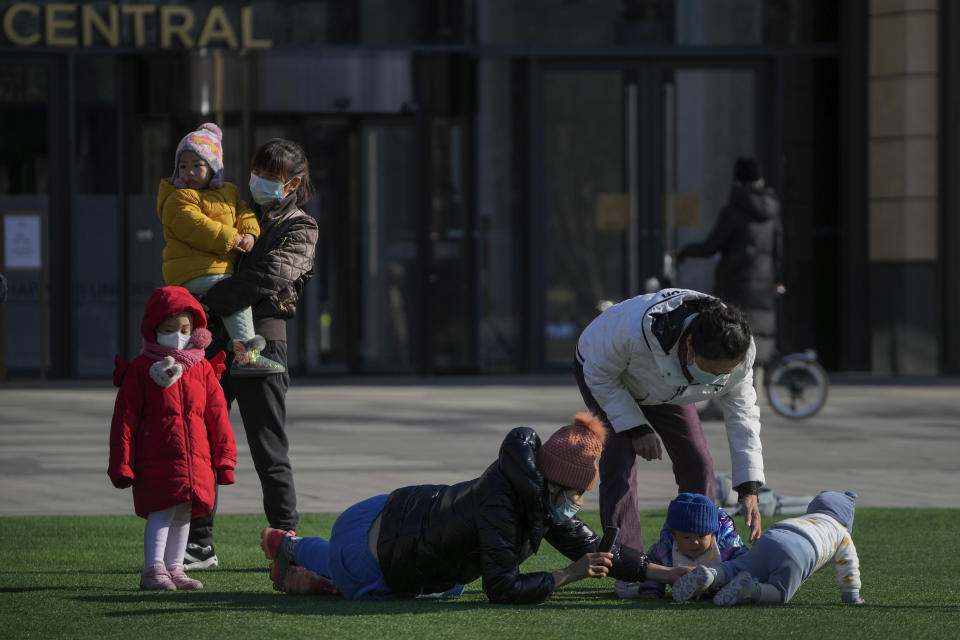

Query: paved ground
1 375 958 521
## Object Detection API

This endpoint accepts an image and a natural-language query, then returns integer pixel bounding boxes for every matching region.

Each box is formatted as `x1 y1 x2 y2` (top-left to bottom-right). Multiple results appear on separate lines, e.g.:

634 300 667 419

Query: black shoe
183 543 219 570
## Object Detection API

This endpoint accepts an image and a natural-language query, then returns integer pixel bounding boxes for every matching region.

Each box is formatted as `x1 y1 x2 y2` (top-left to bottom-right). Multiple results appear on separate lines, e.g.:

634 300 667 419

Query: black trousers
189 338 299 546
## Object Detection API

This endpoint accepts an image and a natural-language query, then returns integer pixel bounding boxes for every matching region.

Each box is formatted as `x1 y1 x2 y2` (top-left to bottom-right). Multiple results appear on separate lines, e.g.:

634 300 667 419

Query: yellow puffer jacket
157 178 260 286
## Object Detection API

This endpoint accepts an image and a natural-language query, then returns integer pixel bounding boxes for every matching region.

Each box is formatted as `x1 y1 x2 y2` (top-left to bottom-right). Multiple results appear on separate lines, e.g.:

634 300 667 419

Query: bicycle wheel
765 357 829 419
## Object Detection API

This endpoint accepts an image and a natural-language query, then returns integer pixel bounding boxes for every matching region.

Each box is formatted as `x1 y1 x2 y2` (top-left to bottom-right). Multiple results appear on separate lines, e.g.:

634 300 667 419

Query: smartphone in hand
598 526 620 553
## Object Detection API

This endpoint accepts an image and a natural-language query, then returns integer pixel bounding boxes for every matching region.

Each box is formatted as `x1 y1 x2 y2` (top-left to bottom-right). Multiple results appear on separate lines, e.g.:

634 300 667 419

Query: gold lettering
241 7 271 50
81 4 119 47
2 3 40 46
160 6 195 48
121 5 154 48
45 3 77 46
197 6 237 48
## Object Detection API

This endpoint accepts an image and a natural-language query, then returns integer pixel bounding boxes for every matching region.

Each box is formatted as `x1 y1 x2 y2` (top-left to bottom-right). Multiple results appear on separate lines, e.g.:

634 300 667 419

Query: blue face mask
548 488 582 523
687 349 731 386
249 173 292 206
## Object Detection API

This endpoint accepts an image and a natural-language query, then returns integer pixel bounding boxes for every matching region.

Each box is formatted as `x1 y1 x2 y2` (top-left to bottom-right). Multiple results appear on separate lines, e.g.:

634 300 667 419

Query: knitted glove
217 468 235 485
841 591 865 604
112 474 134 489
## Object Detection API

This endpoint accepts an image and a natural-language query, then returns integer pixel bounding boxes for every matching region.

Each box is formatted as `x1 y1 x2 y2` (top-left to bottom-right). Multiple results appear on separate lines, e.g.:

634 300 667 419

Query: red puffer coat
108 286 237 519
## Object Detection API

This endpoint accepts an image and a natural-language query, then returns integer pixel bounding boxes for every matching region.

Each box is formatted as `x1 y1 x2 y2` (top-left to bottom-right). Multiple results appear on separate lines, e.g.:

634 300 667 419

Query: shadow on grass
73 589 644 615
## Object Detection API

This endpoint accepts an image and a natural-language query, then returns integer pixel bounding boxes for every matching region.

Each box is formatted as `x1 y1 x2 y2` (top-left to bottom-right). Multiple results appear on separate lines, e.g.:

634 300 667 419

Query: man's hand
631 432 662 461
741 493 762 542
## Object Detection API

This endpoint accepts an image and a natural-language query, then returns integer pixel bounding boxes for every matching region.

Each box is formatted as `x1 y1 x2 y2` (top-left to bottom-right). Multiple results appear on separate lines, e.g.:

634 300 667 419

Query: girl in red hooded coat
109 286 237 591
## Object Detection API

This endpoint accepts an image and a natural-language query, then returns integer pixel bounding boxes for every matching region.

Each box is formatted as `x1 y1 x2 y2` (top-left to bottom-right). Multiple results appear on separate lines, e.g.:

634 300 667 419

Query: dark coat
203 191 318 340
679 183 782 361
108 287 236 519
375 427 648 604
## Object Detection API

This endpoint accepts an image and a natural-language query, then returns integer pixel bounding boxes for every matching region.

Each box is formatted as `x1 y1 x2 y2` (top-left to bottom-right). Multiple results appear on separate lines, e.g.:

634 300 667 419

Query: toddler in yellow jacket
157 123 284 376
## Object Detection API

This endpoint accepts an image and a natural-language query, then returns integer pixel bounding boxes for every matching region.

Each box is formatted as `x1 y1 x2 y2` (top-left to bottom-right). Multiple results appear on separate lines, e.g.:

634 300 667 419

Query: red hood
140 286 208 341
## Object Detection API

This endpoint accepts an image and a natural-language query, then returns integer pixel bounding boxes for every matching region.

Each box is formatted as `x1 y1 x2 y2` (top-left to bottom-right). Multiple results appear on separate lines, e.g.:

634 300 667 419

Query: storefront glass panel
540 64 758 369
475 58 522 372
0 58 51 377
477 0 837 46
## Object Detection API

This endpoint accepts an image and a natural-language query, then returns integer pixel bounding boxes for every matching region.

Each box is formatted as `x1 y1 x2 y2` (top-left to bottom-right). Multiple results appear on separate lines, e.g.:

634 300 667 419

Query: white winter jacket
576 288 764 487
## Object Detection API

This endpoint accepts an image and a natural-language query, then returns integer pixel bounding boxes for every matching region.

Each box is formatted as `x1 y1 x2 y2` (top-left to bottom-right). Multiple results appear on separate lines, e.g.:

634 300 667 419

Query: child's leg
163 502 194 570
715 528 814 605
220 306 256 343
182 274 230 299
144 506 176 570
182 274 255 341
163 502 204 590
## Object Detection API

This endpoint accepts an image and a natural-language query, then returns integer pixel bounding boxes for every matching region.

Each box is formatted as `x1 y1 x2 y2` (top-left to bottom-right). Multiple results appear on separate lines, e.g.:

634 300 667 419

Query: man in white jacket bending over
574 288 764 599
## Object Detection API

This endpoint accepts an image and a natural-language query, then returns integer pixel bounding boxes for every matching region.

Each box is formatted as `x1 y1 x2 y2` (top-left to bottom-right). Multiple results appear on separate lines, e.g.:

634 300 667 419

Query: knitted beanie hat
172 122 224 189
537 412 606 491
667 492 719 534
806 490 857 531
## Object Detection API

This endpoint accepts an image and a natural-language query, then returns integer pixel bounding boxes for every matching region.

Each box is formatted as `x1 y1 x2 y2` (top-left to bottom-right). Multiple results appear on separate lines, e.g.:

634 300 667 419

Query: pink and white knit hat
172 122 224 189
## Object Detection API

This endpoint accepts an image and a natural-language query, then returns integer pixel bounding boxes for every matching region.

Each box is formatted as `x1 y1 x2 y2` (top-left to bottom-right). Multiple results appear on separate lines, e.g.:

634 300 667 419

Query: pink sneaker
168 567 204 591
260 527 296 560
283 566 340 596
140 566 176 591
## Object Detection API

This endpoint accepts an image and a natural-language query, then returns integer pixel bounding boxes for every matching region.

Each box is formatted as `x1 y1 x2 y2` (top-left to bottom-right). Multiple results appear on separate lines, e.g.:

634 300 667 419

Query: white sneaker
672 565 717 601
614 580 641 599
713 571 758 606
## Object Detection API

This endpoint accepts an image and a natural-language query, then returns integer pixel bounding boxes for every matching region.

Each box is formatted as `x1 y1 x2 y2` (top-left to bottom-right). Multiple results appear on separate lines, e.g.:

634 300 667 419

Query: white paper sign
4 214 42 269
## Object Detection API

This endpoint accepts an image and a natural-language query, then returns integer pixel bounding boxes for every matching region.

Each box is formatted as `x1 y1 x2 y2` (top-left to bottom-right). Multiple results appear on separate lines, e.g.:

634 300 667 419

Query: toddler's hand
234 233 255 253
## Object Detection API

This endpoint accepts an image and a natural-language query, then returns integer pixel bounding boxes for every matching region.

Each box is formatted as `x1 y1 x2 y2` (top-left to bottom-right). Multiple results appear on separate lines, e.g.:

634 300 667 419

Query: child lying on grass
672 490 864 606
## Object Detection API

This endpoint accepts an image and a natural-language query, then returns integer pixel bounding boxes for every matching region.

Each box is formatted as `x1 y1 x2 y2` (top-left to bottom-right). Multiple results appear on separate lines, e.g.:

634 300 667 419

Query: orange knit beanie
537 412 607 490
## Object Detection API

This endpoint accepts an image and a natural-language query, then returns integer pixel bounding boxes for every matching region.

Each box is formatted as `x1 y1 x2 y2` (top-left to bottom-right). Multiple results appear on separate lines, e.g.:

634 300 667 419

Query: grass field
1 509 956 639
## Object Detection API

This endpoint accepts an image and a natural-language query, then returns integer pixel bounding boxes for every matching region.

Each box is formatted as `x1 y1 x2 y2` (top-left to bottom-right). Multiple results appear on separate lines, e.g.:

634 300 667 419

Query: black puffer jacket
375 427 650 604
679 183 782 361
203 192 318 340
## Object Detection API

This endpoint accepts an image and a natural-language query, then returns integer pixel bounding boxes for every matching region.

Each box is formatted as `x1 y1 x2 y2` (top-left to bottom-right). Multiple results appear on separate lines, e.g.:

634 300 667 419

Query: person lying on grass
628 492 747 599
259 412 691 604
672 490 865 606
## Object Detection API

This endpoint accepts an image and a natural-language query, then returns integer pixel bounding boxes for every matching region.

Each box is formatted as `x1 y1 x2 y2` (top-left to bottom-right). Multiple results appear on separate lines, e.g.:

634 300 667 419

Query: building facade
0 0 956 378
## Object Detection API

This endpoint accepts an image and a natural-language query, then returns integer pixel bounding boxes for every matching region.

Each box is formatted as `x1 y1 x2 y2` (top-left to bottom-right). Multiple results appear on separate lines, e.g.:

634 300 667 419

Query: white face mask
156 331 191 350
687 348 731 386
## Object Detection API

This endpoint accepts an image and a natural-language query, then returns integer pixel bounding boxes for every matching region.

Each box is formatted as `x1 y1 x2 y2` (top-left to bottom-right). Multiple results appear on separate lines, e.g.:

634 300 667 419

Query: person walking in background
677 157 783 376
108 286 237 591
259 413 692 603
185 138 318 570
157 122 285 376
672 490 864 606
574 288 765 599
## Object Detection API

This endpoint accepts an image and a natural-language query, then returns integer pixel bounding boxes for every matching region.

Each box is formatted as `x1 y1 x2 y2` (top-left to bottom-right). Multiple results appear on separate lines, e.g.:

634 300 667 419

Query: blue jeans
718 527 818 603
182 274 255 342
294 494 465 600
294 495 394 600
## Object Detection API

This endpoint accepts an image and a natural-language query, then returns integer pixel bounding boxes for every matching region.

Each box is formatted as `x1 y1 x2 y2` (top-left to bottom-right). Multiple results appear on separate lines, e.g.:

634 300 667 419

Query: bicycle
763 348 829 419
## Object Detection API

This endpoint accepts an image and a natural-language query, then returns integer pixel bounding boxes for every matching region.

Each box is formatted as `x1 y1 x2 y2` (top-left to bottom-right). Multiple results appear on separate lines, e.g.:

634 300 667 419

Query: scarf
140 327 212 371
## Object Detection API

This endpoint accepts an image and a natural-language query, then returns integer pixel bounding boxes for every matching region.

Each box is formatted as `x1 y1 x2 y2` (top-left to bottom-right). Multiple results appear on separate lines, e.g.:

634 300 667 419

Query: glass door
538 61 759 369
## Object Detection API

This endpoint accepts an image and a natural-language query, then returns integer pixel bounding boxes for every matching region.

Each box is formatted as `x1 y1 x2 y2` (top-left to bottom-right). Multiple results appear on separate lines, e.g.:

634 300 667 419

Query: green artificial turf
1 509 957 639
